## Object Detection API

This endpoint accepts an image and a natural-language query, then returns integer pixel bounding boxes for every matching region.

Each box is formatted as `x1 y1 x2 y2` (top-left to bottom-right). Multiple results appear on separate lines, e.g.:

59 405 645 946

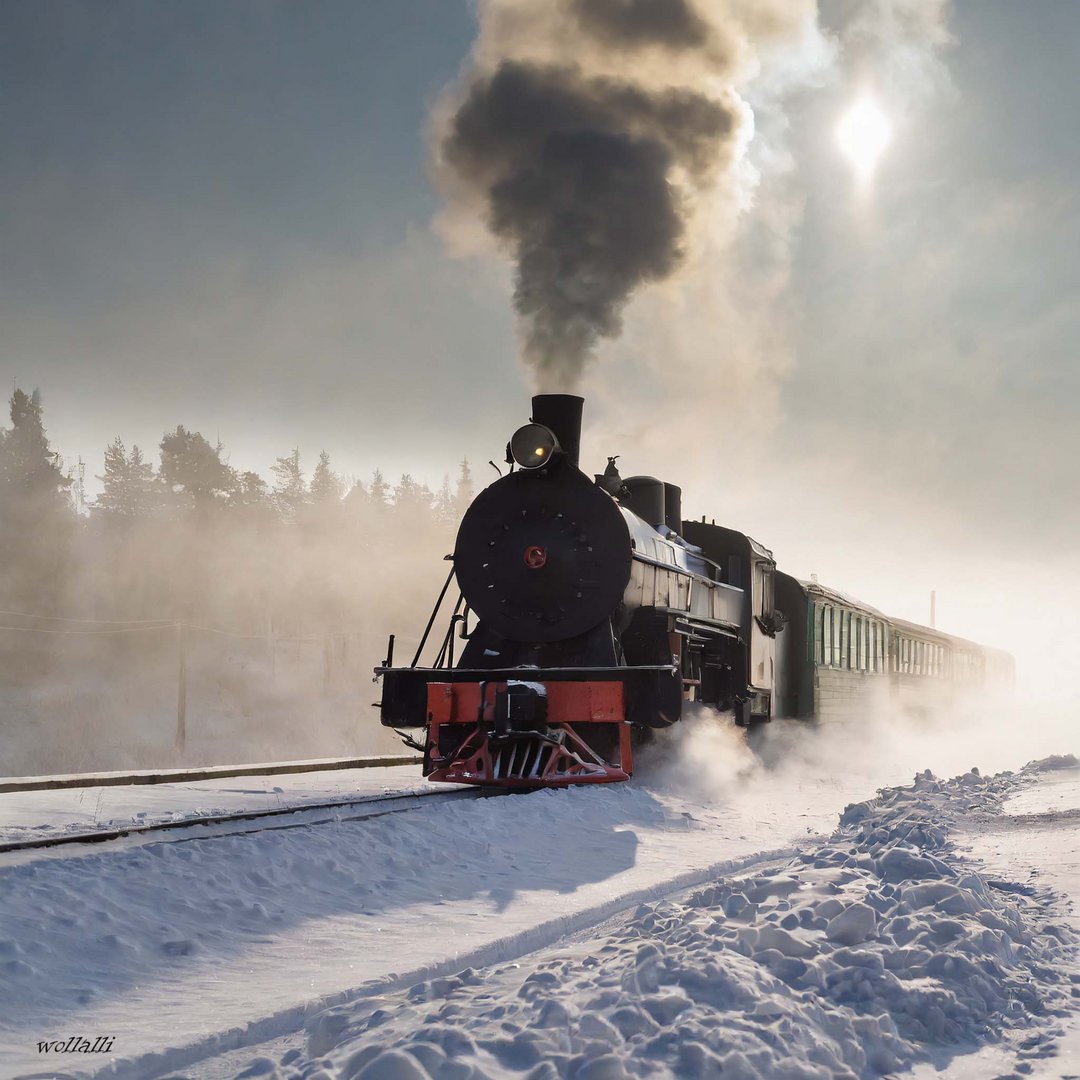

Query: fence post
176 621 187 751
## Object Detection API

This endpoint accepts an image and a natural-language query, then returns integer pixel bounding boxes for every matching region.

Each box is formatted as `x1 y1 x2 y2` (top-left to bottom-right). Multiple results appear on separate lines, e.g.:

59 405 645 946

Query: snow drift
272 764 1078 1079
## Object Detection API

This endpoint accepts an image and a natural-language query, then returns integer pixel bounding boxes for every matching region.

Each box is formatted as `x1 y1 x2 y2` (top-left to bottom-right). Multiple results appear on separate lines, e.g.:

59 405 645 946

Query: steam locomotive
375 395 1012 787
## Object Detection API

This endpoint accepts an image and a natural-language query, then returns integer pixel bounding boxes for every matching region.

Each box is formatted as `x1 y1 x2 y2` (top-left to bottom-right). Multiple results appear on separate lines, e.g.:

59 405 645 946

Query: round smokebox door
454 468 632 643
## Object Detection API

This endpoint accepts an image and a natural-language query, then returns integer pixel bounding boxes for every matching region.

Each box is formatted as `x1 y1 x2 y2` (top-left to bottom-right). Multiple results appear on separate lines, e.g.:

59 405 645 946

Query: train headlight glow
510 423 559 469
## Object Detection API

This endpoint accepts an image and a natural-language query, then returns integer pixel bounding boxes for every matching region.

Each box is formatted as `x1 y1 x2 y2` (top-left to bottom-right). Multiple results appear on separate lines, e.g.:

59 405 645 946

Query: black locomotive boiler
375 394 1012 787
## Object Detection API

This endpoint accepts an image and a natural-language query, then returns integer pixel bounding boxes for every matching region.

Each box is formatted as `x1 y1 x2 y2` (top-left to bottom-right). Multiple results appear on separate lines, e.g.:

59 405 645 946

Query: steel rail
0 754 422 794
0 787 484 855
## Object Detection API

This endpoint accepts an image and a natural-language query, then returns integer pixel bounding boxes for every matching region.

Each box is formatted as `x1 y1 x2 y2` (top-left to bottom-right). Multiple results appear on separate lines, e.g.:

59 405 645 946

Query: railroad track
0 753 423 794
0 787 487 856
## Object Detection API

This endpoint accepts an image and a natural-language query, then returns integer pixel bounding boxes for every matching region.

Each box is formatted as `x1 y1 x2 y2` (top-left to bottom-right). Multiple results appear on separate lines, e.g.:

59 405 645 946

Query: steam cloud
438 0 764 391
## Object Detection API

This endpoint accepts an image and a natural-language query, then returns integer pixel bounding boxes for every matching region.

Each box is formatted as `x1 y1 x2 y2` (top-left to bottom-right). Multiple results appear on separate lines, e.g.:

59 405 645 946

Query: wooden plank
0 755 422 794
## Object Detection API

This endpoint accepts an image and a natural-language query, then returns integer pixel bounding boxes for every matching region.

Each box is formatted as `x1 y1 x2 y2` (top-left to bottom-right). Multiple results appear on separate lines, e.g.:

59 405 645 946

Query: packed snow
228 761 1080 1080
0 742 844 1079
3 716 1080 1080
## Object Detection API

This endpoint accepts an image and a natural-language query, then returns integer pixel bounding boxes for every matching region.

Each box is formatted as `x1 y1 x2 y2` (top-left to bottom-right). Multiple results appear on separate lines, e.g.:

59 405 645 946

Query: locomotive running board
376 664 680 732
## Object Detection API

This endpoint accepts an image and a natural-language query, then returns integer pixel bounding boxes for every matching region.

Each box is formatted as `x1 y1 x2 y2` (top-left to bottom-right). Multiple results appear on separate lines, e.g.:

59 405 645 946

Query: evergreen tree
96 437 132 515
227 469 274 517
433 473 456 525
341 478 368 523
159 426 234 508
368 469 390 510
126 445 158 516
392 474 433 520
454 457 474 519
237 470 270 500
0 389 73 604
310 450 344 504
0 390 71 505
96 440 159 517
271 446 306 521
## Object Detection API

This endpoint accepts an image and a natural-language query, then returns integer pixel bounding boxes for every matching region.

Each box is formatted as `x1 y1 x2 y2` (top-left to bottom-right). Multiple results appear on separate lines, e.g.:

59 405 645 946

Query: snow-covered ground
215 760 1080 1080
3 716 1080 1079
914 761 1080 1079
0 725 862 1078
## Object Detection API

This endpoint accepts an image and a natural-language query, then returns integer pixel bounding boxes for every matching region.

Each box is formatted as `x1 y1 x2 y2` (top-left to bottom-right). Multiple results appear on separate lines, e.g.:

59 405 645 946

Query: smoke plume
436 0 795 391
445 62 737 388
435 0 955 393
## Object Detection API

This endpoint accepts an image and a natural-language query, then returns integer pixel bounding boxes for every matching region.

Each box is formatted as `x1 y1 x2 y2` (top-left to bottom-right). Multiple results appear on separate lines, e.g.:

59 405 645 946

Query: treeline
0 388 477 770
92 426 472 527
0 388 471 632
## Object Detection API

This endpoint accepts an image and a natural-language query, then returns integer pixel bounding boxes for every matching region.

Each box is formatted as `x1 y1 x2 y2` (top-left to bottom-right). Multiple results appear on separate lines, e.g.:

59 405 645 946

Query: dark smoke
570 0 712 52
443 59 737 389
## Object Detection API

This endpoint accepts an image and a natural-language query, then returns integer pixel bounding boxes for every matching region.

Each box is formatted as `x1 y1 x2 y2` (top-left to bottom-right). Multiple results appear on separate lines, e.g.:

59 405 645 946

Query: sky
1 1 1078 676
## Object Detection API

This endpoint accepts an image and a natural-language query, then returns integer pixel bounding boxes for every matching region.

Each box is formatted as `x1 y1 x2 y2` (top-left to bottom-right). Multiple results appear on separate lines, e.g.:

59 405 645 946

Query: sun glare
836 96 892 182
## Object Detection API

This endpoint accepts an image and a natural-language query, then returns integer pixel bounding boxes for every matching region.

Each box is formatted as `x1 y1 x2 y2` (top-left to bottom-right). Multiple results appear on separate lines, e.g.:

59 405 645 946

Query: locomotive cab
680 520 782 724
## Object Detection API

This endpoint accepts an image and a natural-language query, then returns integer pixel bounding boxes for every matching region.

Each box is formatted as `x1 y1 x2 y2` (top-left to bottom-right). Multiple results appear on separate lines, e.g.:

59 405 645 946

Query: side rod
411 563 457 668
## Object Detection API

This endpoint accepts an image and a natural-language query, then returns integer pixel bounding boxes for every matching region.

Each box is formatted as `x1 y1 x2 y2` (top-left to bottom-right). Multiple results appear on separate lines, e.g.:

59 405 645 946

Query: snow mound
261 766 1078 1080
1027 753 1080 773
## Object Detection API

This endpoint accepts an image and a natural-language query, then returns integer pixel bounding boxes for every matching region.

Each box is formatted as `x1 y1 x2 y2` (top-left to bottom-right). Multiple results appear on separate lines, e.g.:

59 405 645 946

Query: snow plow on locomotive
374 394 1013 788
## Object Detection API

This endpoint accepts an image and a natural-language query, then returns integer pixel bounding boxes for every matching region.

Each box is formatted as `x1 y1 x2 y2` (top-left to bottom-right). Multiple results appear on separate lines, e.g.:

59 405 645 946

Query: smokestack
531 394 583 469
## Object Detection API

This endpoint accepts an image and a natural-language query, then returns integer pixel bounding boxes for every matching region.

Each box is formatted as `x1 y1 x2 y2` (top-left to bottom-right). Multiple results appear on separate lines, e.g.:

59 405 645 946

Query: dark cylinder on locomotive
529 394 584 468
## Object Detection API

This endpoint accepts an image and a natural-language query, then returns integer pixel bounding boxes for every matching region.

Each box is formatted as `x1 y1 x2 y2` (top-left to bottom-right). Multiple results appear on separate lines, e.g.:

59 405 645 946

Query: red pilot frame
424 680 631 787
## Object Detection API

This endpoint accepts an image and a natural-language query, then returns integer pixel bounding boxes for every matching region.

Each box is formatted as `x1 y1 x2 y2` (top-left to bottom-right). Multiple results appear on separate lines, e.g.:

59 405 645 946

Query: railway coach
769 578 1014 724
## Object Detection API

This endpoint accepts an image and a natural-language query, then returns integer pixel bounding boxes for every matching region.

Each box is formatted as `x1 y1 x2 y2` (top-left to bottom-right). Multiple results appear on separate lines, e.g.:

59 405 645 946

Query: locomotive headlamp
510 423 560 470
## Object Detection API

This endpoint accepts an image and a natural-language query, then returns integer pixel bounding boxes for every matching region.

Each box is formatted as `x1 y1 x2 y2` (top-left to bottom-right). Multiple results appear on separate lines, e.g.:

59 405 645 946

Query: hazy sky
2 1 1078 666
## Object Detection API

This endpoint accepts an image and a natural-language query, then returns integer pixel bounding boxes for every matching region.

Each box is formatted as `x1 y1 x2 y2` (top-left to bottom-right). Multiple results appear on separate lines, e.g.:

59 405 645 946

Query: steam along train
375 395 1012 787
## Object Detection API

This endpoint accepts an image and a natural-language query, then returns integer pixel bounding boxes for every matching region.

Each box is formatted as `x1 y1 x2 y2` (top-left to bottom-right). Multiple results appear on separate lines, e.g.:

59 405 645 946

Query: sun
836 96 892 182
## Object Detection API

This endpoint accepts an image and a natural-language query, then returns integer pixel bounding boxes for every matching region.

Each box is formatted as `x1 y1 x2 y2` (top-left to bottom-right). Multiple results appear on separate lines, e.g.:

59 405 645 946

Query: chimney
531 394 583 469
